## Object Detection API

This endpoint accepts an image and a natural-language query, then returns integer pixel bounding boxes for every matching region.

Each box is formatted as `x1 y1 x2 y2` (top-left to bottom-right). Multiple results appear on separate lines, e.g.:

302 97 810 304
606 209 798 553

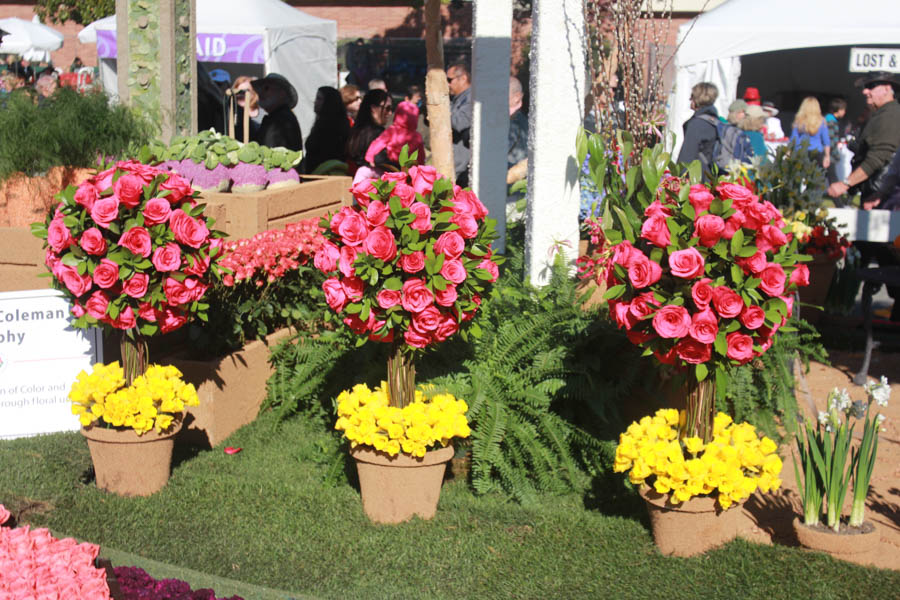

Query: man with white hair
507 76 528 169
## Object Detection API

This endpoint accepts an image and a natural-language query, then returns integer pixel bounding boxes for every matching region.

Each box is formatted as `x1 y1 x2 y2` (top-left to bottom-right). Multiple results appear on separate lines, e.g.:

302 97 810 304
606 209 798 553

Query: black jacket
677 104 719 169
255 106 302 151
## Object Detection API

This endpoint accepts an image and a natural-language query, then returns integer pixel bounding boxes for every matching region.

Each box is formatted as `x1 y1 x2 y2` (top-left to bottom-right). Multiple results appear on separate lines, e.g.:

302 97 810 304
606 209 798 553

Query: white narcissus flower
865 376 891 407
817 411 830 426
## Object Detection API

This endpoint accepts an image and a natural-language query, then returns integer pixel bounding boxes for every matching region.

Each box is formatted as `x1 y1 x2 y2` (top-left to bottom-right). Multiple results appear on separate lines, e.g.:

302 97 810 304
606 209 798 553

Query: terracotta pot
797 254 838 324
792 518 878 559
639 487 742 557
351 444 454 524
81 422 182 497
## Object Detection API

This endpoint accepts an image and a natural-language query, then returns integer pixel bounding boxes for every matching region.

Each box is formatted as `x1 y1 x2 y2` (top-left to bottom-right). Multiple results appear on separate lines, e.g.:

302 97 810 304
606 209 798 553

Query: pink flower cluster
315 166 498 349
606 182 810 368
219 219 325 287
38 160 221 335
0 505 110 599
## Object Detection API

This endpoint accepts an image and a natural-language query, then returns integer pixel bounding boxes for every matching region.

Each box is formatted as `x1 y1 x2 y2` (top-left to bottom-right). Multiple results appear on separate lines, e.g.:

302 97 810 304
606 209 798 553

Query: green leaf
603 284 626 300
383 277 402 291
731 264 744 285
730 229 745 256
696 363 708 381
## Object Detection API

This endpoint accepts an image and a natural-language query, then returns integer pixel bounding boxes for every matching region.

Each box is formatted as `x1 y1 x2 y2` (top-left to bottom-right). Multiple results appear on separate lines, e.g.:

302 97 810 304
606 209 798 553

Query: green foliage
0 88 152 181
755 142 828 216
34 0 114 25
138 130 302 170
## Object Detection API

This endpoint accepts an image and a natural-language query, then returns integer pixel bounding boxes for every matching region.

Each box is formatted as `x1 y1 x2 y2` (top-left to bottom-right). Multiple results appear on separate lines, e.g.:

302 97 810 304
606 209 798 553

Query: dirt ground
734 349 900 570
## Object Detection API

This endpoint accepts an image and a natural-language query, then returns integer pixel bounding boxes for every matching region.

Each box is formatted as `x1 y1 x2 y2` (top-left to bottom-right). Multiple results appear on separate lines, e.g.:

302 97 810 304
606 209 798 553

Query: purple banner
96 31 264 64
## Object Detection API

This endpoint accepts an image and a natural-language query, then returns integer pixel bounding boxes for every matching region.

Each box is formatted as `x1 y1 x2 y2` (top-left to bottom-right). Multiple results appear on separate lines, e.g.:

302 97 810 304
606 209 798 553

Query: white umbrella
0 16 64 56
78 15 116 45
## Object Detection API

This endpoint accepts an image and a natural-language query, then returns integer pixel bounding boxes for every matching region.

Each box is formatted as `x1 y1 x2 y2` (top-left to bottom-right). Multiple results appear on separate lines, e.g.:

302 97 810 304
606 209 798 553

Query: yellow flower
683 436 704 455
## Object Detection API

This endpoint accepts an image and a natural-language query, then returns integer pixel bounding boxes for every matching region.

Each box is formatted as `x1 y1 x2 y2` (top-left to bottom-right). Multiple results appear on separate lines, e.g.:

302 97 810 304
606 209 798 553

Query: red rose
440 258 467 284
365 200 390 227
74 183 98 211
629 291 658 320
364 226 397 262
610 299 638 330
112 305 137 330
143 198 172 226
169 209 210 249
369 318 394 343
47 216 74 253
92 258 120 289
789 263 810 287
404 328 433 348
409 165 438 196
738 250 767 275
434 312 460 342
688 185 714 213
376 288 401 309
726 331 754 363
114 174 145 209
85 290 109 320
461 294 481 321
652 305 691 339
758 224 787 251
740 305 765 330
159 174 193 205
138 302 158 322
401 278 434 313
451 212 479 239
434 231 465 259
722 210 745 240
612 240 639 268
435 284 458 307
668 247 705 279
79 228 107 256
164 276 194 305
351 179 376 207
184 251 209 277
322 277 348 312
781 294 794 320
644 200 672 218
400 251 425 273
90 197 120 229
743 202 770 231
712 286 744 318
339 246 358 278
626 329 656 345
692 278 714 309
123 273 149 298
335 209 369 247
160 307 187 333
628 254 662 289
716 183 754 208
391 182 417 207
675 338 712 364
344 312 375 335
118 226 152 258
314 241 340 273
640 215 671 248
694 214 725 247
409 201 432 233
411 305 442 332
59 265 92 297
117 159 160 182
341 276 365 301
654 346 678 365
478 259 499 282
152 242 182 272
45 249 61 276
759 263 786 297
689 308 719 344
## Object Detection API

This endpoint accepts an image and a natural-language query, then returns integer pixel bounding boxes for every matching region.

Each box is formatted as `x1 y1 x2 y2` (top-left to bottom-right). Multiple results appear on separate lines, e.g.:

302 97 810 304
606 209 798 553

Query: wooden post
424 0 454 182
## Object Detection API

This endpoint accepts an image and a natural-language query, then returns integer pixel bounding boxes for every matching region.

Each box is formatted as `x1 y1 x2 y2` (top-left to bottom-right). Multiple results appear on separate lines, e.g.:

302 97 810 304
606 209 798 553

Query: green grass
1 412 897 600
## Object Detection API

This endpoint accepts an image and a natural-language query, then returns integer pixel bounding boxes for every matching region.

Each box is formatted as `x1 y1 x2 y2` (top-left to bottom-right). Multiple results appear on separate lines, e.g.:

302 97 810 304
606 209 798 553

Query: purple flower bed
113 566 244 600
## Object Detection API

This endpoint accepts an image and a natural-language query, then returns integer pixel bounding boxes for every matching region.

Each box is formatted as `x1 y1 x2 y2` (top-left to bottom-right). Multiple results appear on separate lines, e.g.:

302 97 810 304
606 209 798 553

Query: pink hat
743 87 761 106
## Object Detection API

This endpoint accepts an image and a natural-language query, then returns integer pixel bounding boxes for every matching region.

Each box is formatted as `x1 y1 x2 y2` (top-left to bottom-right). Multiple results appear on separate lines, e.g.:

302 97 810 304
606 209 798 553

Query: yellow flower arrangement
614 408 783 509
334 382 470 458
70 362 199 435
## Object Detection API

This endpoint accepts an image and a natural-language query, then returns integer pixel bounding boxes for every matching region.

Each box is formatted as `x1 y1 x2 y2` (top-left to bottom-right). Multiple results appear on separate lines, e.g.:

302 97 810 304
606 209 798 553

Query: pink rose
92 258 120 289
391 182 417 207
412 305 442 332
365 200 390 227
644 200 673 218
404 328 433 348
184 251 209 277
628 254 662 289
712 286 745 318
409 201 432 232
143 198 172 226
138 302 158 322
336 209 369 247
434 312 460 342
612 240 639 268
152 242 182 272
117 159 160 182
781 294 794 319
652 305 691 339
675 338 712 364
739 250 767 275
376 288 401 309
159 174 193 205
400 251 425 273
434 231 465 259
118 226 152 257
435 284 458 307
112 305 137 330
610 299 639 330
123 273 149 298
789 263 810 287
440 258 467 284
654 346 678 365
726 331 754 363
381 171 408 183
759 263 786 297
339 246 358 278
628 292 658 320
691 278 714 309
743 202 770 231
716 182 755 208
409 165 438 196
668 247 705 279
451 212 479 238
90 196 120 228
74 183 98 211
477 259 499 283
169 209 210 249
688 184 714 213
740 305 766 330
79 227 108 255
47 216 74 253
344 312 375 335
85 290 109 320
640 215 670 247
114 174 145 208
164 277 193 305
369 318 394 343
341 276 365 301
364 226 397 261
323 277 348 312
90 167 115 193
694 214 725 247
401 278 434 313
45 248 62 276
160 307 187 333
689 308 719 344
314 241 340 273
453 189 488 220
0 504 10 525
351 179 377 207
58 265 92 297
721 210 745 240
71 301 86 317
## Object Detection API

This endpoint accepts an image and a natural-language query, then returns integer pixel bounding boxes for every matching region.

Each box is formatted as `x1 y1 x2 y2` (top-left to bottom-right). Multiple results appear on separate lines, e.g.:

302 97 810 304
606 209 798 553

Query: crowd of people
0 54 90 102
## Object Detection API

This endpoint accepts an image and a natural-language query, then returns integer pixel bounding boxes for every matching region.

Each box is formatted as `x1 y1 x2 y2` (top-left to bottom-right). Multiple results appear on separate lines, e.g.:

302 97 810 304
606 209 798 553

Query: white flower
865 376 891 407
828 388 852 413
818 411 830 426
876 413 886 425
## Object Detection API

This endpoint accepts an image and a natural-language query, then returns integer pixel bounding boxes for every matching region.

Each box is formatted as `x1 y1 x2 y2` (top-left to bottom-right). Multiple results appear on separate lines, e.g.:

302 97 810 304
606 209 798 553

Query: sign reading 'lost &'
0 290 102 440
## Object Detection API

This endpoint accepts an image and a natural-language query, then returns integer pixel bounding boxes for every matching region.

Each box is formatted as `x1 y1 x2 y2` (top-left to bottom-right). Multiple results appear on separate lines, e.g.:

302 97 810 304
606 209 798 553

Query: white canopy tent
87 0 337 139
666 0 900 157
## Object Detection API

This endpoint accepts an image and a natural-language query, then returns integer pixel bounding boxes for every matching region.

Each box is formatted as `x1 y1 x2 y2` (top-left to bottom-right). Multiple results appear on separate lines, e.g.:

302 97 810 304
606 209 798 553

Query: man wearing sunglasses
446 62 473 187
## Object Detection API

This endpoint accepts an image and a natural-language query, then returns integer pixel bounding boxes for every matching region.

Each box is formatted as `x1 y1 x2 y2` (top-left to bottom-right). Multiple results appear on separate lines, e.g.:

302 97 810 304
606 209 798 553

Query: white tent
88 0 337 139
666 0 900 157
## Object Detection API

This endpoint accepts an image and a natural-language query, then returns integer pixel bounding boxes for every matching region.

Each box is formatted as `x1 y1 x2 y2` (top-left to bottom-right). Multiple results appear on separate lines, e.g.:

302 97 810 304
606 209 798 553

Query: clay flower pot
81 422 182 497
640 487 743 557
797 254 839 324
351 444 454 524
792 518 878 559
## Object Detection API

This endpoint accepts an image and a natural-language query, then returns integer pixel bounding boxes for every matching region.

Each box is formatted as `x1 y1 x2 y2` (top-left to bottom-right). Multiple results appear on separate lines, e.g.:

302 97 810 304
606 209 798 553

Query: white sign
0 290 102 440
849 48 900 73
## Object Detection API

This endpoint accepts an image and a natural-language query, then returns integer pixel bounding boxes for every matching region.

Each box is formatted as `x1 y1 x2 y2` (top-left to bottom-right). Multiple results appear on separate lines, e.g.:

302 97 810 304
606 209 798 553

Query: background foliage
34 0 114 26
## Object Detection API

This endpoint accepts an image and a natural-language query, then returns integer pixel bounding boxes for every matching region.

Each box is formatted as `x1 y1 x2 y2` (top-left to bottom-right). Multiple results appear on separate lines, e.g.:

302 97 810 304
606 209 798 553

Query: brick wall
290 2 472 40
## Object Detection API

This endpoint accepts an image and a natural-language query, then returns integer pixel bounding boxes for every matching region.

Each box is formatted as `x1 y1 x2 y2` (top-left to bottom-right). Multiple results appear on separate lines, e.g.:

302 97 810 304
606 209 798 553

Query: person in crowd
346 88 391 178
340 84 362 127
230 75 262 142
761 101 785 141
365 100 425 169
789 96 831 169
676 82 719 170
828 71 900 204
34 73 57 104
251 73 302 152
508 76 528 170
825 97 847 183
870 144 900 211
446 62 473 187
743 86 761 106
68 57 84 73
739 104 768 163
304 86 350 173
725 99 747 125
405 85 423 108
368 78 387 93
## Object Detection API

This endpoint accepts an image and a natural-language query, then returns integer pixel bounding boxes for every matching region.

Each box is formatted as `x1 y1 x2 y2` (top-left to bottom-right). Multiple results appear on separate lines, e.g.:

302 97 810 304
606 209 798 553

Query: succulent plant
266 168 300 190
230 162 268 194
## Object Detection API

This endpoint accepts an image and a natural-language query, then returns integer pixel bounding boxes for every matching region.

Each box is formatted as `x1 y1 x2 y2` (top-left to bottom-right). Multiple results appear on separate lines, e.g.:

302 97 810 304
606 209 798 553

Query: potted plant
792 378 889 559
31 160 222 494
786 210 851 323
314 148 500 523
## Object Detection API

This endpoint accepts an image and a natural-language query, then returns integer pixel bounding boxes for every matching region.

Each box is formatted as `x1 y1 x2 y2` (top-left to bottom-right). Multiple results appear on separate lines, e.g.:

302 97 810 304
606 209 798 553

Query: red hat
743 87 761 105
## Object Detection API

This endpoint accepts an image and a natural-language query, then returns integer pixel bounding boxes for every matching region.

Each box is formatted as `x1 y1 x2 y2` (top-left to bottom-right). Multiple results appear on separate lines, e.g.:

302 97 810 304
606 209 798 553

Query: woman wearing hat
252 73 302 152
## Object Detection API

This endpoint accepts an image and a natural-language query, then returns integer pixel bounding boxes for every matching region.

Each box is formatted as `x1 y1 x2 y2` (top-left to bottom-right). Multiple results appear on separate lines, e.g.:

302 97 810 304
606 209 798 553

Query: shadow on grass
583 471 648 526
744 489 800 546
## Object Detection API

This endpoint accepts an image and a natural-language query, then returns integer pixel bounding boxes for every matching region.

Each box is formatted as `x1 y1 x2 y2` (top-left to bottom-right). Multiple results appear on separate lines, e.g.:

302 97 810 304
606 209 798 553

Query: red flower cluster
36 160 222 335
804 225 850 260
315 167 499 349
219 219 325 287
605 182 810 371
